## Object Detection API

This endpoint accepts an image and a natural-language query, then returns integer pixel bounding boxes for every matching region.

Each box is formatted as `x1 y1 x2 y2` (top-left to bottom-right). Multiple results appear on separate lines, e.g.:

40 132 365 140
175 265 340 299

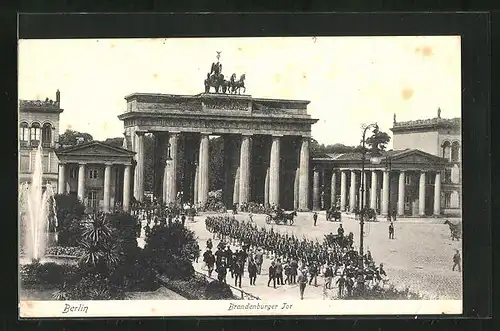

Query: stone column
419 171 426 216
198 133 210 205
349 171 357 212
264 167 270 207
434 172 441 216
269 135 281 207
233 168 240 206
313 168 321 211
165 132 179 204
123 164 132 212
381 170 390 215
370 171 378 210
330 171 337 208
340 171 347 211
397 171 406 216
193 163 199 205
103 163 112 212
133 131 145 202
239 134 251 205
298 137 310 210
77 163 86 202
58 163 66 194
293 168 300 210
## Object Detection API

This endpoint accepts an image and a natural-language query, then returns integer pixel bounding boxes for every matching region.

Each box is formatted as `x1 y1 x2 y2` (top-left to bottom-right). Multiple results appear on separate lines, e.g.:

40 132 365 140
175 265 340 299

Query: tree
58 129 93 147
104 137 124 148
365 130 391 155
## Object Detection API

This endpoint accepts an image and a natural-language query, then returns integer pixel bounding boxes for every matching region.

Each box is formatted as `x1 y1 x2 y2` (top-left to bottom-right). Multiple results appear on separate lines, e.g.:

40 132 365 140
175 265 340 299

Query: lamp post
359 123 380 267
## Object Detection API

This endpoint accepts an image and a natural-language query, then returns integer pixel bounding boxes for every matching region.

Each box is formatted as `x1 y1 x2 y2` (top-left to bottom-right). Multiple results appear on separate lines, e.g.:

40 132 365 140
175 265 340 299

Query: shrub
46 246 84 257
143 222 200 279
107 212 141 257
20 261 81 287
109 250 160 292
55 194 85 247
199 196 227 213
65 273 125 300
204 280 234 300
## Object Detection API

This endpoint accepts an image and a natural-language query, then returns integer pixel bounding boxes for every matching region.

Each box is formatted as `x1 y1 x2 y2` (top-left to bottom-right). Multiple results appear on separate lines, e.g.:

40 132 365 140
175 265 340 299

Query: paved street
138 211 462 300
186 211 462 300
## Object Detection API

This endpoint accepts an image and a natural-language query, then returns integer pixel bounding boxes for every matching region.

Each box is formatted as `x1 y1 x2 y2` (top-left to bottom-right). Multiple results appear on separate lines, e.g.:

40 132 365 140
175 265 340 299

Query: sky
18 36 461 147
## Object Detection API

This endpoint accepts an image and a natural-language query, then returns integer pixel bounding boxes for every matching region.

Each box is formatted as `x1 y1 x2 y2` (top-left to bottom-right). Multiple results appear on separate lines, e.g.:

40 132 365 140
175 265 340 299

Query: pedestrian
452 249 461 272
233 259 243 288
290 258 298 284
275 259 284 285
392 208 397 223
389 222 395 239
324 263 333 290
255 248 264 275
298 268 308 300
206 238 213 250
308 262 318 286
203 248 215 278
313 212 318 226
346 277 354 297
248 258 258 285
336 274 346 298
284 259 291 285
268 261 277 288
217 259 227 283
181 214 186 226
338 224 345 237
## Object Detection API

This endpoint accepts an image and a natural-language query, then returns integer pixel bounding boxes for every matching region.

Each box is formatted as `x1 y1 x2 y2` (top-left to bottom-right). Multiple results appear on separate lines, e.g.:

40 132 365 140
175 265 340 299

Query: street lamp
359 122 379 267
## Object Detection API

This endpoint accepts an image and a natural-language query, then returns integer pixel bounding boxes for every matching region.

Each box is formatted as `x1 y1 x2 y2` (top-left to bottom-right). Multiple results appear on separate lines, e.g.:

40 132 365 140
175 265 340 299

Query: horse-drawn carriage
326 207 341 222
444 220 462 241
354 207 378 222
265 209 297 225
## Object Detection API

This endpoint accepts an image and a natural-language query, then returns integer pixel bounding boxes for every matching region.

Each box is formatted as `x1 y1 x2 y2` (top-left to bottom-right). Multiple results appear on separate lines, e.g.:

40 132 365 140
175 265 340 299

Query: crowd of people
203 215 388 298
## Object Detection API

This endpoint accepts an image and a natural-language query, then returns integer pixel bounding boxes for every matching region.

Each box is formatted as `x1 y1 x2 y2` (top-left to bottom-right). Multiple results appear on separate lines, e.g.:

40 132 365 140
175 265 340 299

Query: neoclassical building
311 109 461 217
119 92 318 211
55 141 135 212
18 90 63 188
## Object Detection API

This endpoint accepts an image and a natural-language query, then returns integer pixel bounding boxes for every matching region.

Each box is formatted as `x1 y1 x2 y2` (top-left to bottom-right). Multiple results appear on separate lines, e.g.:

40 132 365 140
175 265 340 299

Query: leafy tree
365 130 391 155
58 129 93 147
103 137 124 148
143 222 200 280
54 194 86 246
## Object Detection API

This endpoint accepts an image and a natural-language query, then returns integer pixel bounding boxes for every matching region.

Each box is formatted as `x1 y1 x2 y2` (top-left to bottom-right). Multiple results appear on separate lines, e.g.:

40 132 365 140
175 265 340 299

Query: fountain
19 143 58 262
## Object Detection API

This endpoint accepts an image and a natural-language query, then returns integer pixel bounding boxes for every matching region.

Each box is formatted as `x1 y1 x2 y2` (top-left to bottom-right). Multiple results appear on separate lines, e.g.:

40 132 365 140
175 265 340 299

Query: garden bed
157 274 239 300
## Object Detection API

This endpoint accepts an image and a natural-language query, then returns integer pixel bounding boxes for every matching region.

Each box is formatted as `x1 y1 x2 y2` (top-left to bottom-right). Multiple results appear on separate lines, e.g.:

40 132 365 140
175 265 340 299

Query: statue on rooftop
437 107 441 118
393 113 397 125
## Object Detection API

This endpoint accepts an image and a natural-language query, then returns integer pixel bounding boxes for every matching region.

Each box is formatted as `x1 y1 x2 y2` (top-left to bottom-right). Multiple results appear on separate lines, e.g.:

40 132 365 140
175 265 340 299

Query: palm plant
79 212 120 271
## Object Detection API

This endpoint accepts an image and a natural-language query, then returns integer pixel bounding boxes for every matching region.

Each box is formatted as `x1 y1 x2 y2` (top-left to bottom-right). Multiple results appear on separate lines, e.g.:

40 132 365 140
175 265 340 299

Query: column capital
58 161 67 166
105 162 113 167
78 162 87 166
200 132 212 136
271 134 283 138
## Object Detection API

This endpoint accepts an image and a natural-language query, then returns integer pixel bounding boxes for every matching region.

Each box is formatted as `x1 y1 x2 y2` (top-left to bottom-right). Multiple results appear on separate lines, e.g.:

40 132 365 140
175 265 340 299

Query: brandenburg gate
118 92 318 210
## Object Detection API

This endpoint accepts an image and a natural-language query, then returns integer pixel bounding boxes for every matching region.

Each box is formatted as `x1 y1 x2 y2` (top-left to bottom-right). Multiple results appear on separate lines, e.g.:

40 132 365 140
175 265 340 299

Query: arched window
451 141 460 162
42 123 52 147
30 122 41 146
441 141 451 160
19 122 29 144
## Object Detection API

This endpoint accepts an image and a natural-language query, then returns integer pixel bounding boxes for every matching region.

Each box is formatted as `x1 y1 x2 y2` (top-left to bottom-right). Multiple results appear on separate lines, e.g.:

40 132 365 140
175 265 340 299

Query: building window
405 176 411 185
87 190 98 208
442 141 451 160
451 141 460 162
426 175 435 185
19 122 29 145
89 168 99 179
444 192 452 208
444 169 452 183
70 167 78 179
30 123 41 145
42 123 52 147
